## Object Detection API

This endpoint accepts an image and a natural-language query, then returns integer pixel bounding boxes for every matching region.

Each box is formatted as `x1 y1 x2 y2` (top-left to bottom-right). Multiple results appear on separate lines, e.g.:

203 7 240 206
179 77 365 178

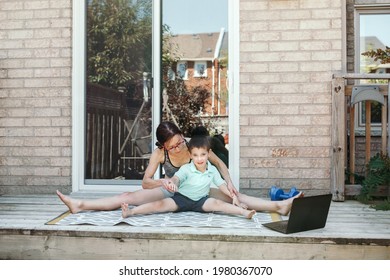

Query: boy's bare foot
245 209 256 219
56 190 82 214
121 203 134 218
277 191 304 216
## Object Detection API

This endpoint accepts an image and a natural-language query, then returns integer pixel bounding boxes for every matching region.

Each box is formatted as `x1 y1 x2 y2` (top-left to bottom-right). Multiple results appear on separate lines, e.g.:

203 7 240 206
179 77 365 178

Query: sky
162 0 228 34
162 2 390 46
360 14 390 46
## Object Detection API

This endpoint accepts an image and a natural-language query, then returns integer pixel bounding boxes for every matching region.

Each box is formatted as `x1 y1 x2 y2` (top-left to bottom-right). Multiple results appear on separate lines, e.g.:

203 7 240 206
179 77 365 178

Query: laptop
262 194 332 234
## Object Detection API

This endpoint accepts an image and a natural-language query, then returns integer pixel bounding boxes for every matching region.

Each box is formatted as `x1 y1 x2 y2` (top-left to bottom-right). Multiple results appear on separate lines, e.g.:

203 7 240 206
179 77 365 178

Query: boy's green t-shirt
174 161 226 201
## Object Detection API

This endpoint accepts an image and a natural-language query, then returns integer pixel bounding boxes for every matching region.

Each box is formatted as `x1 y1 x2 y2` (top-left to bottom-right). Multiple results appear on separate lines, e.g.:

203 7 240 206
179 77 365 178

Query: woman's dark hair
155 121 183 149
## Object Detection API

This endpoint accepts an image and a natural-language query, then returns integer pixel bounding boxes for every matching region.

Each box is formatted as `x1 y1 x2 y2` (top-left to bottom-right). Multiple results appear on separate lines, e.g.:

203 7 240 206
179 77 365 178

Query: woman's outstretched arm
208 150 238 197
141 148 167 189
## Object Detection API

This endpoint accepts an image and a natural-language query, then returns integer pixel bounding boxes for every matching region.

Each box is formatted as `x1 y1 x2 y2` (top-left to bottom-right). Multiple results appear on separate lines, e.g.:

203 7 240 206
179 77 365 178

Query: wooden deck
0 193 389 260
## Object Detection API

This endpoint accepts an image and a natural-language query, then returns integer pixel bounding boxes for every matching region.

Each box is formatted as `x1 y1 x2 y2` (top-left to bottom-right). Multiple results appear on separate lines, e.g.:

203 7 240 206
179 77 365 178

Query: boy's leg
202 198 256 219
237 191 303 216
121 198 178 218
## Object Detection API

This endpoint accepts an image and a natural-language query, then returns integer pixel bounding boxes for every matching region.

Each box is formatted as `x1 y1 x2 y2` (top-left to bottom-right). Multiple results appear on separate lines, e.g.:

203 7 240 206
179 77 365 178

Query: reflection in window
194 61 207 77
162 0 229 136
357 11 390 128
176 61 188 79
167 67 175 80
85 0 153 182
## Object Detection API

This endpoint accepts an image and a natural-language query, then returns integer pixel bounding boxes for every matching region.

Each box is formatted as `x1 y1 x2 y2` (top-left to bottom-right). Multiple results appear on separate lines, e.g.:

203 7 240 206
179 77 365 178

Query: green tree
362 46 390 64
87 1 216 136
161 27 213 136
87 0 152 89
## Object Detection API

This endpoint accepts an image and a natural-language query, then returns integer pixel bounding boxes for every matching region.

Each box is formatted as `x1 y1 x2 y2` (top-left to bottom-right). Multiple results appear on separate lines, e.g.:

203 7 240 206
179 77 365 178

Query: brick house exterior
1 0 72 194
168 31 229 117
0 0 387 196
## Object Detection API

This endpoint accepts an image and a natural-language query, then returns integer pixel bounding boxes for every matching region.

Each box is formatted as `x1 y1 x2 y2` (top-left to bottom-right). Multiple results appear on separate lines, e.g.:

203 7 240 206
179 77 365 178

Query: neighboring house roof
168 29 228 61
361 36 386 50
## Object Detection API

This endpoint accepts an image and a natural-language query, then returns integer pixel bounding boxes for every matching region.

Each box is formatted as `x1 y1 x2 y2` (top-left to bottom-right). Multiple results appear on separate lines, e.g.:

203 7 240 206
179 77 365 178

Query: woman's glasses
165 138 185 151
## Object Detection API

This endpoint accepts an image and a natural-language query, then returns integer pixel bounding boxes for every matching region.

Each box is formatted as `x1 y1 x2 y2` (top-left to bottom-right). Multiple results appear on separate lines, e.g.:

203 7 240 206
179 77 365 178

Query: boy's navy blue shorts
172 193 209 213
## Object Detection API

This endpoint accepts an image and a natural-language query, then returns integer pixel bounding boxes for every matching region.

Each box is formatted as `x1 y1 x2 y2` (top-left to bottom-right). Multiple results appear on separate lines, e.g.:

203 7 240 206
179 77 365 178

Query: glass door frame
229 0 240 189
71 0 239 192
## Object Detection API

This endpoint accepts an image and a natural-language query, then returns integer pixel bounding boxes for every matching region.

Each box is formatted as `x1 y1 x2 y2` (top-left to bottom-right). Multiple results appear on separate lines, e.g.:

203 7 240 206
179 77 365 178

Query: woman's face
164 134 186 153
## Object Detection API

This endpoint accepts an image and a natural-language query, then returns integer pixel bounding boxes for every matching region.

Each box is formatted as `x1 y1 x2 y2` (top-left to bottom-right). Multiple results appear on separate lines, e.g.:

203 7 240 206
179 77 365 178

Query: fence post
331 76 345 201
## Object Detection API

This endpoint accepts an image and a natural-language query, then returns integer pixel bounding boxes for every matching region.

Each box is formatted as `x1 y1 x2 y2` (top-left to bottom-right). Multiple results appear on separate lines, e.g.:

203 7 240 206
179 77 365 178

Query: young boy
121 136 256 219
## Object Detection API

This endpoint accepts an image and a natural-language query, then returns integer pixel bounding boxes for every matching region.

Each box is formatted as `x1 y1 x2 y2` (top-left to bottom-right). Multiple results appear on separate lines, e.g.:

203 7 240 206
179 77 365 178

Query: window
355 8 390 131
194 61 207 77
167 67 175 80
176 61 188 79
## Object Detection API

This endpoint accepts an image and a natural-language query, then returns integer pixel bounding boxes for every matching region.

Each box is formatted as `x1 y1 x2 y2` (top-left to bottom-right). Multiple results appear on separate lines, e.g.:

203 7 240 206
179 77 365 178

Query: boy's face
190 147 209 170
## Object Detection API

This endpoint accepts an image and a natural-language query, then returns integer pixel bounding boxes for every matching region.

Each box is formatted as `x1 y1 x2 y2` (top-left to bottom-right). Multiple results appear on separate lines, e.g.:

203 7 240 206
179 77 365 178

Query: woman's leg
209 187 233 203
237 192 303 216
209 187 303 216
121 198 178 218
202 198 256 219
56 188 166 214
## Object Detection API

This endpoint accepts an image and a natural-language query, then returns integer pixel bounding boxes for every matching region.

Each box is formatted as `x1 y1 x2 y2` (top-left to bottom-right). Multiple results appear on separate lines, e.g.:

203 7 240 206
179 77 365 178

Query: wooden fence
331 73 390 201
85 83 151 180
85 83 127 179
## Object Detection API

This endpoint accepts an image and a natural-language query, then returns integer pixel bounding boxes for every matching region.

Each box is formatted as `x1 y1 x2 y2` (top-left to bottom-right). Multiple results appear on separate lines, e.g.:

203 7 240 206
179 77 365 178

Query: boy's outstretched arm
162 176 180 192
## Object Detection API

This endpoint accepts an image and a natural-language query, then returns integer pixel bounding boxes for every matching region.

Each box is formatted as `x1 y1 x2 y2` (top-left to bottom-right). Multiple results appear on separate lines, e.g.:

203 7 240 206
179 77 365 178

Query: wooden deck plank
1 234 389 260
1 195 389 231
0 194 389 259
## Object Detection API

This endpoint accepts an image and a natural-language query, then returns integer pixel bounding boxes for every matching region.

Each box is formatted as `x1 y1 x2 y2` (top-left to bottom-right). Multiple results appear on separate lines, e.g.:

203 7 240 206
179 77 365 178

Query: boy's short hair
188 136 211 152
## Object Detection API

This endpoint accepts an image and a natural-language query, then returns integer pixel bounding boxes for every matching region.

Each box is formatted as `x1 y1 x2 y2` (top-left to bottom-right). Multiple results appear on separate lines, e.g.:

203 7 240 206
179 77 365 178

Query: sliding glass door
85 0 153 185
73 0 236 191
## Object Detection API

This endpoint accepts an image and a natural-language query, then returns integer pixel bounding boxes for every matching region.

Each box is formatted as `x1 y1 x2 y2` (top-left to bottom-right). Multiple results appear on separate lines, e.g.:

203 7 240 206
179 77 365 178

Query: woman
57 121 300 215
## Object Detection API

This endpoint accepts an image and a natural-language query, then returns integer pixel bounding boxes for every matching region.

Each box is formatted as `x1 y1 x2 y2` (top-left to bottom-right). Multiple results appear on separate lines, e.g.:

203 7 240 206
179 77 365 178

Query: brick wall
0 0 72 194
0 0 350 195
239 0 343 196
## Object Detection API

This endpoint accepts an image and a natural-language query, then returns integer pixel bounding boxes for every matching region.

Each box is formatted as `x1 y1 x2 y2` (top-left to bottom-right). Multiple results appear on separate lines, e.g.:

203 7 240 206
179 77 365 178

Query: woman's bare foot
277 191 304 216
245 209 256 219
121 203 134 218
56 190 83 214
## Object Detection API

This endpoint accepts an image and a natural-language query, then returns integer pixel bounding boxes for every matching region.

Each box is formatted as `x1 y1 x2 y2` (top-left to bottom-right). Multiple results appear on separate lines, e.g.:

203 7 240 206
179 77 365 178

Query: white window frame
71 0 240 192
194 61 208 78
354 6 390 135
